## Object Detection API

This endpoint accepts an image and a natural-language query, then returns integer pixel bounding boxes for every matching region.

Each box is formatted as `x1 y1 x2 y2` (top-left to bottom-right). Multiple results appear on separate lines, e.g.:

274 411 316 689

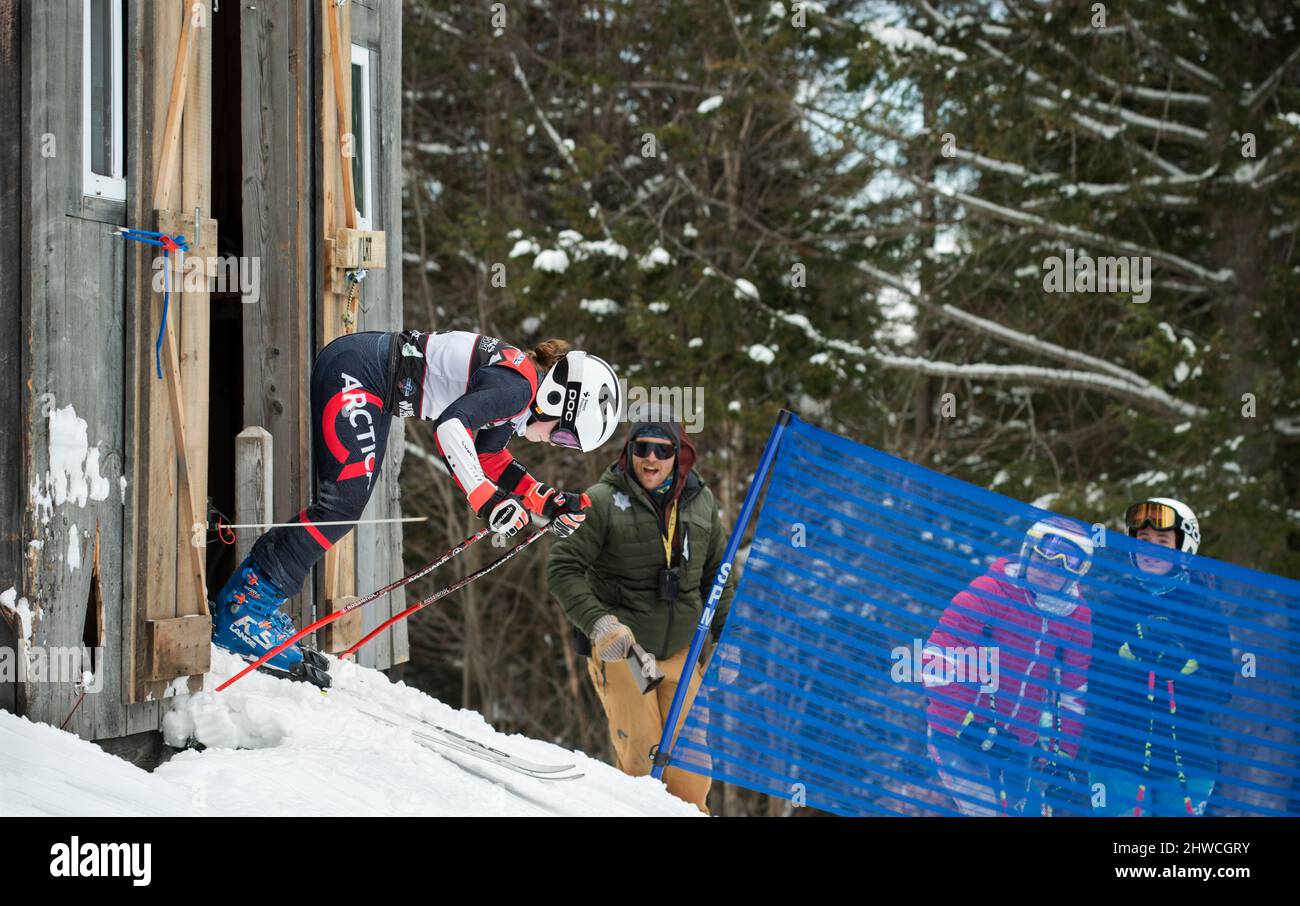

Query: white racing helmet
1124 497 1200 589
531 351 621 452
1125 497 1200 555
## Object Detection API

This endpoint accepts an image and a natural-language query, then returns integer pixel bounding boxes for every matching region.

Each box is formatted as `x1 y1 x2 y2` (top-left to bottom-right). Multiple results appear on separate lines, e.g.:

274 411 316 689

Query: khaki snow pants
586 646 712 814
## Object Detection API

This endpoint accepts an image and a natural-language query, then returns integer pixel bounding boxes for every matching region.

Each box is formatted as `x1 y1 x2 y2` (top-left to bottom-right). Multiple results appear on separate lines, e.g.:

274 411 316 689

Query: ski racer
210 329 621 687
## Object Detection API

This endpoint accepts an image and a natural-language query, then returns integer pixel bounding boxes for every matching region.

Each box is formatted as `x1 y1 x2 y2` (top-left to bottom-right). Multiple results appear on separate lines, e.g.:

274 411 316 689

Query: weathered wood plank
317 595 364 653
324 0 356 228
144 614 210 681
0 0 25 714
89 239 126 744
378 0 408 665
25 0 72 733
234 426 273 564
379 0 405 665
319 0 356 615
178 0 212 621
347 0 405 668
128 0 182 704
241 0 314 634
124 699 159 736
151 2 196 216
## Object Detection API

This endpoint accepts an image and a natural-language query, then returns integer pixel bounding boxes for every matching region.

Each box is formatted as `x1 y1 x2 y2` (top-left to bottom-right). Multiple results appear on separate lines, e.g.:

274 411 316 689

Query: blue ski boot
211 555 330 688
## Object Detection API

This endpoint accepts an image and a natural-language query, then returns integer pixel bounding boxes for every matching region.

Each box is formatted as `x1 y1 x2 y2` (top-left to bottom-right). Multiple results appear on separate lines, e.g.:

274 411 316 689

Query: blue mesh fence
671 415 1300 816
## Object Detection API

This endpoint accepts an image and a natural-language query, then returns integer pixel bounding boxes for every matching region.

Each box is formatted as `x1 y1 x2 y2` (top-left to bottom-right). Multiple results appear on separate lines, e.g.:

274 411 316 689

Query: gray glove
590 614 635 663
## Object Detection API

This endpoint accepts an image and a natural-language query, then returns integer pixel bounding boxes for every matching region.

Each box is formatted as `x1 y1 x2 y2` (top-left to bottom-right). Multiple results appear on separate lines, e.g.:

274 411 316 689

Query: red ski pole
341 528 547 660
216 527 489 691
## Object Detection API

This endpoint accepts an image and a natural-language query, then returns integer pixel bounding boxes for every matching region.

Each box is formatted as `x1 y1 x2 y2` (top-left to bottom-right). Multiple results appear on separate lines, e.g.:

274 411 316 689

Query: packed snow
67 525 80 572
0 647 700 817
0 587 34 642
45 404 111 508
29 402 114 530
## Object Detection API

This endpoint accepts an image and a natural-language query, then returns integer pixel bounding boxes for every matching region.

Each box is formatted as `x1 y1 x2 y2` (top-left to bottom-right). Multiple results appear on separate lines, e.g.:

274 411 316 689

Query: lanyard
660 501 679 566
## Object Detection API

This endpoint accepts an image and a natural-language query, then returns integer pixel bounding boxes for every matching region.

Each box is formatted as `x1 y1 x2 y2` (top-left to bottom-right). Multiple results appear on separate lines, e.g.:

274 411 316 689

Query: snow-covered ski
357 708 584 781
322 688 584 780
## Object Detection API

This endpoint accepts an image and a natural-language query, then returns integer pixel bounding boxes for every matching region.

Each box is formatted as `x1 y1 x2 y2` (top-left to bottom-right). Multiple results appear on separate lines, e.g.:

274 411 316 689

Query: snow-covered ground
0 647 700 817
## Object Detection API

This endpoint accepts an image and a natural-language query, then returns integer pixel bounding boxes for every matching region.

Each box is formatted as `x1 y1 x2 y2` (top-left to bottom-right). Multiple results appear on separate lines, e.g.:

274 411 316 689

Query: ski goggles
531 412 581 451
1029 536 1092 576
1125 501 1178 534
549 426 582 451
630 440 675 460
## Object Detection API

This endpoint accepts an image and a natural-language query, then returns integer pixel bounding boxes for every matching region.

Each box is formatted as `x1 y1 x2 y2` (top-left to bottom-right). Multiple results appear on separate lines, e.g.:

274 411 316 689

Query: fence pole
651 409 794 780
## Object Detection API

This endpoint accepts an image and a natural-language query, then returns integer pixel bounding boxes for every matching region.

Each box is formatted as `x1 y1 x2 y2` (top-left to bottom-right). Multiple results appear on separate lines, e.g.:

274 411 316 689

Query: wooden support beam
178 0 212 620
234 427 274 565
320 0 357 604
332 228 386 269
318 595 364 654
149 1 205 613
155 209 220 284
325 0 357 229
152 6 196 215
130 0 210 702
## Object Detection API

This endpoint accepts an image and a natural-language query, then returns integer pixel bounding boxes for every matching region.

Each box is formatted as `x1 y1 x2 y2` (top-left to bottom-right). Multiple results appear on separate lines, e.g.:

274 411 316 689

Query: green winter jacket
547 427 733 660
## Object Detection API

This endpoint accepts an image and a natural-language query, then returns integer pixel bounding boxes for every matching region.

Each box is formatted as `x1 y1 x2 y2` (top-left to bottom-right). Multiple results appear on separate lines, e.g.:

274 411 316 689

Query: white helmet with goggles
531 351 622 452
1018 516 1095 609
1125 497 1200 555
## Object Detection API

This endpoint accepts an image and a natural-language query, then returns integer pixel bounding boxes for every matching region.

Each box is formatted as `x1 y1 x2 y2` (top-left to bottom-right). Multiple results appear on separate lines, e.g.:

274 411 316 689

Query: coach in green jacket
547 409 733 812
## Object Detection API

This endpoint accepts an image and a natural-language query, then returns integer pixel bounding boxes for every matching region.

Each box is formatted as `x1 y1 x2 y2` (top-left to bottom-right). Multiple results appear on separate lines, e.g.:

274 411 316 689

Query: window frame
82 0 126 203
349 43 375 230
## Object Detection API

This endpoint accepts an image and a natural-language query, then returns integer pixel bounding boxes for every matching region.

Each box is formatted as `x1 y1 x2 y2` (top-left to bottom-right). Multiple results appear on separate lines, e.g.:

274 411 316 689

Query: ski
357 707 584 781
321 687 582 777
414 721 578 775
223 647 332 689
326 687 575 772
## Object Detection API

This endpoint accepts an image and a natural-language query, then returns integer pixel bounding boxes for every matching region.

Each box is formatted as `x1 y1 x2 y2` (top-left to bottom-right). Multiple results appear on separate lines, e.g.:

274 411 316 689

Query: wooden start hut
0 0 408 755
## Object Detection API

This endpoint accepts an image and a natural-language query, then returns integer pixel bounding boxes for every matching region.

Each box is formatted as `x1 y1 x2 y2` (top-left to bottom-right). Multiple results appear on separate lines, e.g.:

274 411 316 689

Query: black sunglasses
631 440 675 460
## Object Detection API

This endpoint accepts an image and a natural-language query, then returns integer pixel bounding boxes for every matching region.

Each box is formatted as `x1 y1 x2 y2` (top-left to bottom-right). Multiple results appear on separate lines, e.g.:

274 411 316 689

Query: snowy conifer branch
917 4 1212 148
1119 14 1225 89
508 52 614 241
1011 12 1212 108
869 354 1204 418
850 259 1194 406
406 1 466 38
666 233 1207 422
1243 43 1300 116
909 178 1235 287
1073 67 1211 109
952 149 1216 199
